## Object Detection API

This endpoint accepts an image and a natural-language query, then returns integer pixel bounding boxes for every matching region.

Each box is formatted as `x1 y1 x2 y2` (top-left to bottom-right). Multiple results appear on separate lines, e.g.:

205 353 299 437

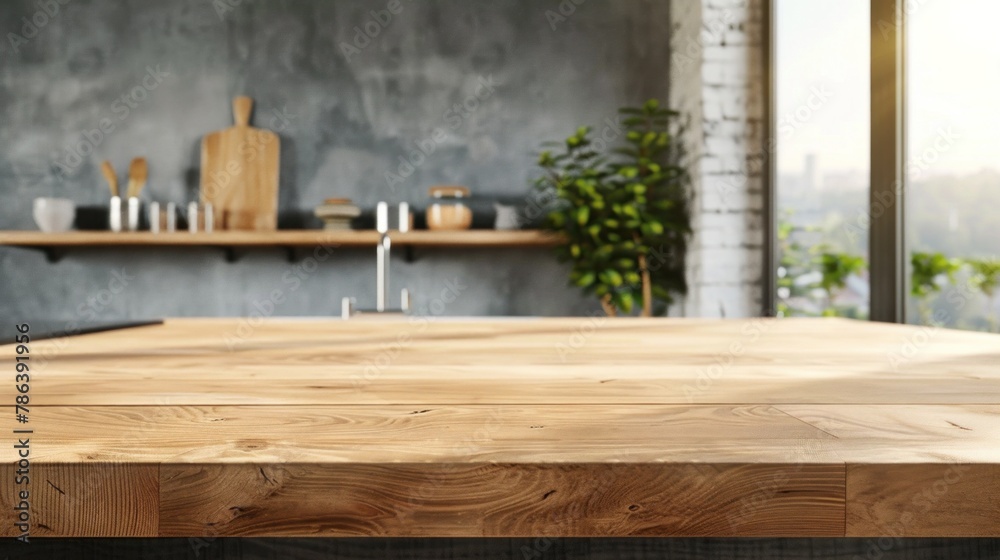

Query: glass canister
426 186 473 230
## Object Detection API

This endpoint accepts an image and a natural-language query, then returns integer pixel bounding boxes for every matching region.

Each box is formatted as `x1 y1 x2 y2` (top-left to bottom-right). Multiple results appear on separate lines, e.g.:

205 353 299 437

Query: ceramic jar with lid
426 186 473 230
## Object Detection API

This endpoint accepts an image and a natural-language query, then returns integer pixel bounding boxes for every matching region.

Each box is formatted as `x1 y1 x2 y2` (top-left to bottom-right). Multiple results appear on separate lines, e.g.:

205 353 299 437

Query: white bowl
33 197 76 233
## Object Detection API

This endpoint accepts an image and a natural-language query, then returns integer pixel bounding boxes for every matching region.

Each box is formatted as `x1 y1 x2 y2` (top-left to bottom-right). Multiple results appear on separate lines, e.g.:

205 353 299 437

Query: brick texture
671 0 766 318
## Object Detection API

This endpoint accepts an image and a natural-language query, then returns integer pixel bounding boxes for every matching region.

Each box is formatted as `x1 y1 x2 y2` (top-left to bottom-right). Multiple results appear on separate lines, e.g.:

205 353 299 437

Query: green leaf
576 206 590 226
576 271 595 287
616 291 634 313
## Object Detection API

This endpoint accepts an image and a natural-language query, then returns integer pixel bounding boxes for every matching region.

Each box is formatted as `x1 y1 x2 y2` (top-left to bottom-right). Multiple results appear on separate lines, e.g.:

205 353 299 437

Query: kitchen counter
1 317 998 537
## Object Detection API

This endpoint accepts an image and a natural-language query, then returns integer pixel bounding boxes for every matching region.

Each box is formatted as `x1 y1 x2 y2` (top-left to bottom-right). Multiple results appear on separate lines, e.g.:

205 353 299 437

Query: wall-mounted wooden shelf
0 230 562 262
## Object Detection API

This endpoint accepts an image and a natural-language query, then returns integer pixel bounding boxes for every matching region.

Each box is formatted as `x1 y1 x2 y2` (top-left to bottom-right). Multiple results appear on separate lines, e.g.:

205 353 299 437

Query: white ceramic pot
32 197 76 233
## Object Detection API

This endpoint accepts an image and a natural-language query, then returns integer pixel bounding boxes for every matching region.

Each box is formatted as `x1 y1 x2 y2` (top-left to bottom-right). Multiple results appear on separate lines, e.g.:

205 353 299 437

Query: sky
776 0 1000 178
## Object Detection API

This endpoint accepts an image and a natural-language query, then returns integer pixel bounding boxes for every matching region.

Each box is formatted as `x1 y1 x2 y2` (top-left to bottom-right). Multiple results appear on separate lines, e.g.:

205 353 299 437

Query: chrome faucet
342 201 411 319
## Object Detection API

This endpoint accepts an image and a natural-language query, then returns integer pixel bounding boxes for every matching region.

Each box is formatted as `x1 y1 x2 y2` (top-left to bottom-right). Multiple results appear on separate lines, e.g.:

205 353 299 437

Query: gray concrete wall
0 0 672 321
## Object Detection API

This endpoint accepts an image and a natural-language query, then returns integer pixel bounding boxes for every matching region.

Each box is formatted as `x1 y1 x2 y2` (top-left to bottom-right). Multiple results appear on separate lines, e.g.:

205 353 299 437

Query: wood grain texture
0 230 561 247
0 318 996 537
846 464 1000 537
200 97 280 231
9 317 998 406
0 464 158 537
775 404 1000 462
7 405 839 464
159 463 844 537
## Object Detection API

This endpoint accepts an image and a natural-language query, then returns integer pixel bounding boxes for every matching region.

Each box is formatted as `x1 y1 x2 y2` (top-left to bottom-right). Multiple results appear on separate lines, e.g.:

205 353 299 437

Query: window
774 0 871 318
905 0 1000 332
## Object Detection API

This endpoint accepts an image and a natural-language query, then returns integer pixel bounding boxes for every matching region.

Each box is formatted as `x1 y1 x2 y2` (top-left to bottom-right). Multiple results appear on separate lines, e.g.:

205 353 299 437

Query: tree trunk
600 294 617 317
634 233 653 317
638 253 653 317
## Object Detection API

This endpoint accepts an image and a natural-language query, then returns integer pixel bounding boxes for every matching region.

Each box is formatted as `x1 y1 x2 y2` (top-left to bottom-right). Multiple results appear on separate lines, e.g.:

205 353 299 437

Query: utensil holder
149 202 177 234
187 202 214 233
126 197 141 232
109 196 123 232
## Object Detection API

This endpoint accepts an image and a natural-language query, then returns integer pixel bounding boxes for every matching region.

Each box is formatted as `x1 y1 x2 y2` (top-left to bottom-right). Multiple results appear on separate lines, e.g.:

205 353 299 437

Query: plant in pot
533 100 691 316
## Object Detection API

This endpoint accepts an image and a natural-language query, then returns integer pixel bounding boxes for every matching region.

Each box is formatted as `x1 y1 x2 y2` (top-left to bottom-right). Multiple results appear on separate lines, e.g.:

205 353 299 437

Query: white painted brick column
671 0 766 318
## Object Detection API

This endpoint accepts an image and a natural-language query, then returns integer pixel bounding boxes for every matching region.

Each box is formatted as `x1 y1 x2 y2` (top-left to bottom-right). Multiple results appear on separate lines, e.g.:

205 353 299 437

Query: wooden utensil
100 160 118 197
199 96 280 231
126 157 148 198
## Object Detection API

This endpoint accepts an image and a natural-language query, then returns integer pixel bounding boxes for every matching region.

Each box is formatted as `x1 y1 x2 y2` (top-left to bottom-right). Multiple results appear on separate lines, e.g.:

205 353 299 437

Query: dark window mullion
869 0 906 323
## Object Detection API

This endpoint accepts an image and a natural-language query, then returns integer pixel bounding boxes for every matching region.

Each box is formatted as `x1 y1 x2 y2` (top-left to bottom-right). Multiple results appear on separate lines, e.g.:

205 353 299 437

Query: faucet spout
342 201 410 319
376 201 390 312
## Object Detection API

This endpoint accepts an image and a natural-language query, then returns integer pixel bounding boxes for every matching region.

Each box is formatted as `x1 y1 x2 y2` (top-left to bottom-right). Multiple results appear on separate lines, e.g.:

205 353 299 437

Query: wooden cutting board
200 96 280 230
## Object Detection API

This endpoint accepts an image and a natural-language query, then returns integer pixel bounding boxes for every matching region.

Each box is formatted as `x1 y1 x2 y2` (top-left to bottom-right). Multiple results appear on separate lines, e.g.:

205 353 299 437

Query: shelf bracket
283 246 299 263
47 248 65 263
222 247 244 263
404 245 416 263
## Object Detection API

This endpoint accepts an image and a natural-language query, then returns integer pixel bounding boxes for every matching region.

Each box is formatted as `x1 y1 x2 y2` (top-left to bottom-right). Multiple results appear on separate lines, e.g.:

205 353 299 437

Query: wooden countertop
1 317 998 537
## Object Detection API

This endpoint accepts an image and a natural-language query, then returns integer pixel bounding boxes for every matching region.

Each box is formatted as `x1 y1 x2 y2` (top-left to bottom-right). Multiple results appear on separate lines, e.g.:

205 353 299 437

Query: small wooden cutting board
200 96 280 230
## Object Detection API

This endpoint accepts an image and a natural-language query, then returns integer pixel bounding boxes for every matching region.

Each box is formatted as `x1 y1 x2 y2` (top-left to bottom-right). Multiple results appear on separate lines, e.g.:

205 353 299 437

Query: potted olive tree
533 100 691 316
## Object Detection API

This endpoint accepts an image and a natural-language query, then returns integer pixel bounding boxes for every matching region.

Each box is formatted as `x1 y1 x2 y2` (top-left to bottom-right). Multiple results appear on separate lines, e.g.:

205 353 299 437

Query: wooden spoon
100 160 118 197
126 157 148 198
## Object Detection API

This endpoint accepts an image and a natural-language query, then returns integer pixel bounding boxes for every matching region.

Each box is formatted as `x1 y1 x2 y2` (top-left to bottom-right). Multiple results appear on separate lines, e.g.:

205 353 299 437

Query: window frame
765 0 906 322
